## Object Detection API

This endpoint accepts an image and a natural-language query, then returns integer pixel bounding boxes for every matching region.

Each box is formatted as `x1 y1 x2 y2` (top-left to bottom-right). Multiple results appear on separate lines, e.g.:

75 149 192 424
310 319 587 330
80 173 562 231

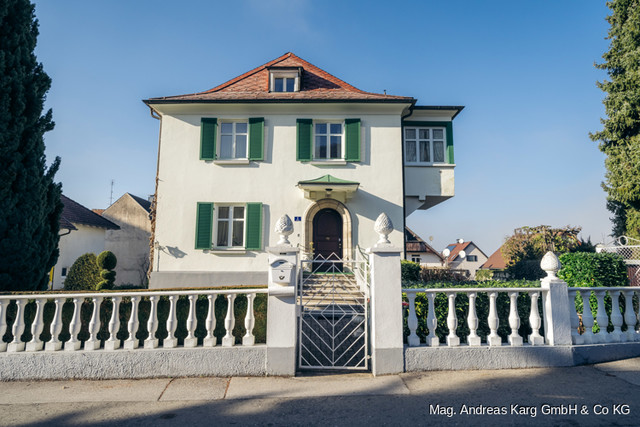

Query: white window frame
218 120 248 160
214 204 246 249
403 126 447 165
467 255 478 262
313 121 344 161
411 254 421 263
270 70 300 92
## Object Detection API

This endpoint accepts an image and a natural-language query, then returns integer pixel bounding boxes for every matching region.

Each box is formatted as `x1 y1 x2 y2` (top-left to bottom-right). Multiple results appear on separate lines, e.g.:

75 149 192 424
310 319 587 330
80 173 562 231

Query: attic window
269 67 301 92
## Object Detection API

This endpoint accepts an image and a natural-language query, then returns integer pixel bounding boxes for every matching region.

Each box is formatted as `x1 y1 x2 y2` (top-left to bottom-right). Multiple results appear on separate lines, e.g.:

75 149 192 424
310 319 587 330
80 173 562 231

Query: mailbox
270 259 294 285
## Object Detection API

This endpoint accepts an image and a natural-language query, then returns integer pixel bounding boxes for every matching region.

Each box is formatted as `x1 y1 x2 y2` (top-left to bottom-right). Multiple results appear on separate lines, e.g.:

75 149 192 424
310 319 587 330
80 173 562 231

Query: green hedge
402 281 541 344
558 252 628 287
2 293 267 347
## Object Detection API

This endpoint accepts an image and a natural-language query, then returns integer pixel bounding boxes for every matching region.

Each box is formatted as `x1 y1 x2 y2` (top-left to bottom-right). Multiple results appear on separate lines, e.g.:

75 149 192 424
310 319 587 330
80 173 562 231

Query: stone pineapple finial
274 214 294 246
374 213 393 246
540 251 561 279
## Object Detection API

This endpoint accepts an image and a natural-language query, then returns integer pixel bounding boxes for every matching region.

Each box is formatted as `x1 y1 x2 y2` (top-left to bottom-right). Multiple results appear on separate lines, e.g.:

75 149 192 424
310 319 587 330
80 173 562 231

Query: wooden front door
313 208 343 266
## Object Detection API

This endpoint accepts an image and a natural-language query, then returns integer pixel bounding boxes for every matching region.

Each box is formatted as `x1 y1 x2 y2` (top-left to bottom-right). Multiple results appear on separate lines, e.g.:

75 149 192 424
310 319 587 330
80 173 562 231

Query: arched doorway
312 208 343 261
303 198 353 261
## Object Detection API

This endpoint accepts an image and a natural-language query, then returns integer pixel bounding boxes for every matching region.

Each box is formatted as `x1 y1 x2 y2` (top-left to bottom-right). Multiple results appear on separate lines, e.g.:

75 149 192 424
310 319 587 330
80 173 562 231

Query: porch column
266 215 299 376
367 213 404 375
540 252 572 345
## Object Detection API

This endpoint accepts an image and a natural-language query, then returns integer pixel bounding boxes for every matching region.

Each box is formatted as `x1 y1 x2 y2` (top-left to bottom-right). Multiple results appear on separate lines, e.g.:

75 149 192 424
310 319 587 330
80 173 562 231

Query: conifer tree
591 0 640 239
0 0 62 291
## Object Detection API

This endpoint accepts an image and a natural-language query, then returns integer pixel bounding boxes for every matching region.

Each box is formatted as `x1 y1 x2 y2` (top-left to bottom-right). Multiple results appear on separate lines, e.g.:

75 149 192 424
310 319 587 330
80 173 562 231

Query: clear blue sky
33 0 612 255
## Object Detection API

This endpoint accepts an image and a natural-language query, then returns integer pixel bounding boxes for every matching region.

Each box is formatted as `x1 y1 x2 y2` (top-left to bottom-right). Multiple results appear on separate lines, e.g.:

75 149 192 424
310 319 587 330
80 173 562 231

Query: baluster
105 296 121 351
26 298 45 351
529 291 545 345
594 290 610 343
581 290 595 344
45 298 63 351
8 300 26 352
446 292 459 346
124 296 140 350
567 290 582 344
425 292 439 346
64 298 82 351
487 292 501 346
164 295 178 348
184 294 198 347
406 292 420 346
623 290 638 341
85 297 103 351
610 290 624 342
467 292 481 346
203 294 217 347
0 300 7 352
144 296 159 349
508 292 523 346
222 294 236 347
243 293 256 346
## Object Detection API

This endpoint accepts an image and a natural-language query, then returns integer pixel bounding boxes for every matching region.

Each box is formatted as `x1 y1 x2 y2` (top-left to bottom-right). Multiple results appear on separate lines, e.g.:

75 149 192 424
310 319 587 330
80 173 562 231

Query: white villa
144 53 462 288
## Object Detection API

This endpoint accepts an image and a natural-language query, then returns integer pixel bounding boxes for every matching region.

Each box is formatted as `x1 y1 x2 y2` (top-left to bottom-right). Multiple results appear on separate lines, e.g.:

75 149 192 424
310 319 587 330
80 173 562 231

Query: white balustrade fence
568 287 640 345
0 289 267 353
403 288 547 347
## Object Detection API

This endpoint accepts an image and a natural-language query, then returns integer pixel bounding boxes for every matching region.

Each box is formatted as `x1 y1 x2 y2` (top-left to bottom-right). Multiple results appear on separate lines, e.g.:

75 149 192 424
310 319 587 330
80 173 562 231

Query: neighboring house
143 52 463 288
51 195 120 290
444 239 488 279
481 247 512 280
404 227 444 267
101 193 152 287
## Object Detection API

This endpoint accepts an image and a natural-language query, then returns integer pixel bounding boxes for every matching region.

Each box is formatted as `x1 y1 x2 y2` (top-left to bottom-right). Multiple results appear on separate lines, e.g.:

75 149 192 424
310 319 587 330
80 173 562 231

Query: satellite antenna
459 250 466 259
442 248 450 257
429 236 434 242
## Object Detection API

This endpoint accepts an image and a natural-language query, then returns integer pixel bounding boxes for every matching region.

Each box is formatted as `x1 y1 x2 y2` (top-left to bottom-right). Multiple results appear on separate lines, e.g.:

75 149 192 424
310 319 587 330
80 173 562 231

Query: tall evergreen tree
0 0 62 291
591 0 640 239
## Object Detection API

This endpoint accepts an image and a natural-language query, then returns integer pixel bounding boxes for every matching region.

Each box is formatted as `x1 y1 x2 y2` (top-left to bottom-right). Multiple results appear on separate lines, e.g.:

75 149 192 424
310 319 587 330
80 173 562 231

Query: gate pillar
367 213 404 376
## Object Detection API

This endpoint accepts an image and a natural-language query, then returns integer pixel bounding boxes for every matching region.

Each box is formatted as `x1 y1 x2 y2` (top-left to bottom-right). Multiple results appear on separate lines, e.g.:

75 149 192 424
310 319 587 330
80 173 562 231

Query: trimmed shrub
475 269 493 282
420 267 468 283
96 251 117 290
401 260 421 282
558 252 628 287
64 253 100 291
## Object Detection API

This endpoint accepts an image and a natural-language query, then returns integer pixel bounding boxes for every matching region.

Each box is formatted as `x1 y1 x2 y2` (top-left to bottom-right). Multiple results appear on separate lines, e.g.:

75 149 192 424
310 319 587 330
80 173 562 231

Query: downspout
400 100 416 259
147 105 162 282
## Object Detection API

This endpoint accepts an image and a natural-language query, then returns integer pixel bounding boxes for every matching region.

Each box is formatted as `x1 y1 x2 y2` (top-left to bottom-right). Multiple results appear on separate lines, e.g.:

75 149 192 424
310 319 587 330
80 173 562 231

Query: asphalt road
2 358 640 426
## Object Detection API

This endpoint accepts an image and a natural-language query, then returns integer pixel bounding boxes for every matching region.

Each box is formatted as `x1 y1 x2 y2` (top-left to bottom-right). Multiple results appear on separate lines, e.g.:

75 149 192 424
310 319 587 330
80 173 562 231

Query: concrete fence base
404 342 640 372
0 346 267 381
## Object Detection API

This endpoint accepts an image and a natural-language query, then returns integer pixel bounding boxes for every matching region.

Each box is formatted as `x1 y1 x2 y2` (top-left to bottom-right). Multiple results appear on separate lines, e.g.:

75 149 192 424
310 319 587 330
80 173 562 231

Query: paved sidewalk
1 358 640 426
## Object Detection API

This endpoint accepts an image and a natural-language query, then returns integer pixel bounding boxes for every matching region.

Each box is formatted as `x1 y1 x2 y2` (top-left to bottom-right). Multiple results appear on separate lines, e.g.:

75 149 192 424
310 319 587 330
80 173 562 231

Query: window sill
310 160 347 166
404 163 456 168
214 159 250 165
207 249 247 255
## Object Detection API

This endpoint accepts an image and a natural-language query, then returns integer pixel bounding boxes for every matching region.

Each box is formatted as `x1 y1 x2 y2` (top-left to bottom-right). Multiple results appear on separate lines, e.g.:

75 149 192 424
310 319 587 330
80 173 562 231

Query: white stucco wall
151 103 407 287
407 252 443 267
103 195 151 287
52 225 107 290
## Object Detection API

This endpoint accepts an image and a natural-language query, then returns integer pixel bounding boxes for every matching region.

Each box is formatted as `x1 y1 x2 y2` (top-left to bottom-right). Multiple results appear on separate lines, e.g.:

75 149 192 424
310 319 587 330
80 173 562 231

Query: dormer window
268 66 302 92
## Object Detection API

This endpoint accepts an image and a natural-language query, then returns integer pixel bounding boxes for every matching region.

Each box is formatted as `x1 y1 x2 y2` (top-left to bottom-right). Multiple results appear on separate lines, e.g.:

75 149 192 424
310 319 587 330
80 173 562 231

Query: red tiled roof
446 241 473 263
145 52 415 104
481 247 508 270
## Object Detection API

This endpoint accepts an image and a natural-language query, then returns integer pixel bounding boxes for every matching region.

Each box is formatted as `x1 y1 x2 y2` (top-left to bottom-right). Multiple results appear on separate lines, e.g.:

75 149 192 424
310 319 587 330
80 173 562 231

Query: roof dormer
267 66 302 92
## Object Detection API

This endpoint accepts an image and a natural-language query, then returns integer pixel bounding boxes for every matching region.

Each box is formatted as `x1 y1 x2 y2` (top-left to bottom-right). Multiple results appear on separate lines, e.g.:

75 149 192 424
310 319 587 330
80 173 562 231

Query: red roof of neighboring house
92 209 104 216
445 241 473 263
481 247 508 270
144 52 415 104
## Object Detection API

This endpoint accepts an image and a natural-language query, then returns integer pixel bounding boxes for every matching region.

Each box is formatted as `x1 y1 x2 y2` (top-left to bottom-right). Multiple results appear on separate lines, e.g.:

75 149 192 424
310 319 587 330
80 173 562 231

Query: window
216 205 245 247
195 202 263 251
467 255 478 262
269 68 301 92
411 255 421 263
314 122 343 160
219 122 248 159
404 127 446 164
61 267 68 277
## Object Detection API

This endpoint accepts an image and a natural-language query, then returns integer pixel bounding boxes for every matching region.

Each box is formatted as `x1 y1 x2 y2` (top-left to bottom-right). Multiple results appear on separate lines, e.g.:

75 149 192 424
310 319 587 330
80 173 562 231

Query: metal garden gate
297 254 369 370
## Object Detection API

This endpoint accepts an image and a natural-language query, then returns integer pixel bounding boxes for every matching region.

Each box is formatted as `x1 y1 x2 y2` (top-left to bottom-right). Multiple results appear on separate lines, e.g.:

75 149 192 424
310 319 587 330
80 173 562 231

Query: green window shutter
296 119 312 161
195 202 214 249
245 202 263 250
345 118 361 162
248 117 264 161
445 122 454 164
200 118 217 160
